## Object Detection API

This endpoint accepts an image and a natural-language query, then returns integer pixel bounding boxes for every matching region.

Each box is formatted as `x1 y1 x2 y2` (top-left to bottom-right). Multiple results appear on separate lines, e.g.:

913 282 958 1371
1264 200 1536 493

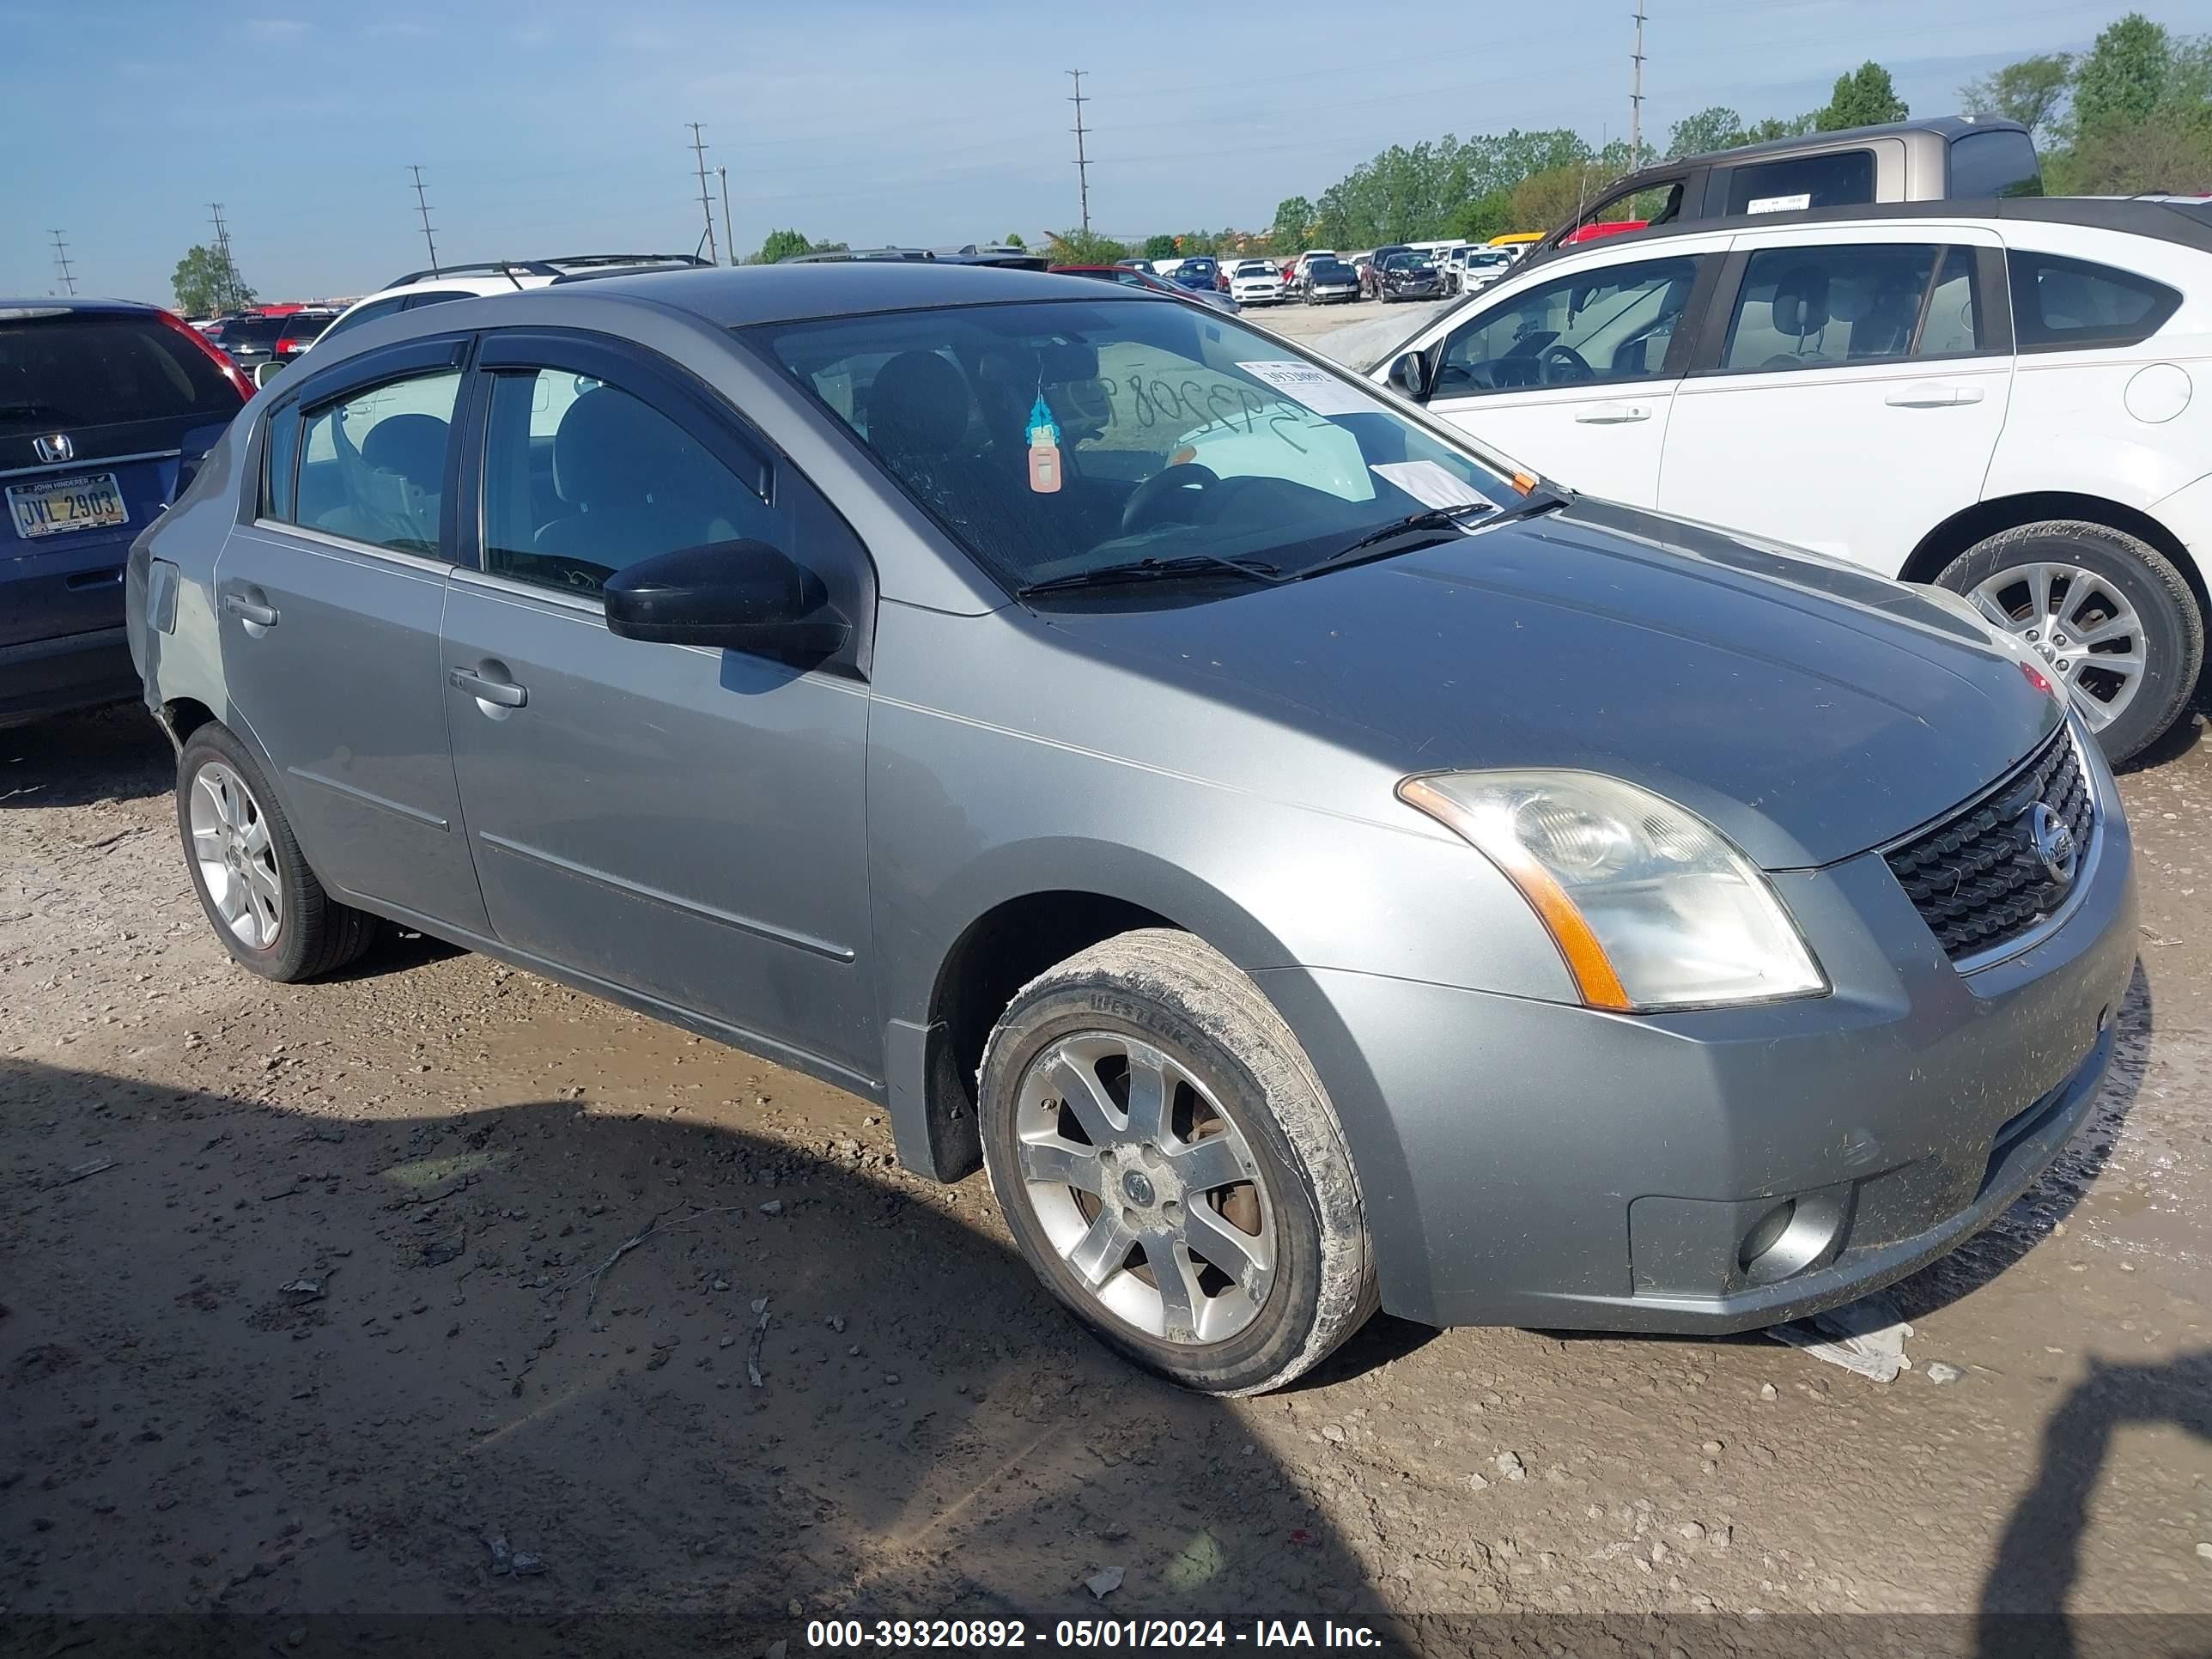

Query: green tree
2071 13 2172 137
1960 52 2074 143
1003 232 1026 248
1045 228 1130 265
1815 61 1908 131
1445 188 1516 243
753 228 820 264
1140 233 1178 261
1510 160 1626 233
1667 106 1746 157
1270 196 1316 247
172 243 252 317
1742 112 1819 143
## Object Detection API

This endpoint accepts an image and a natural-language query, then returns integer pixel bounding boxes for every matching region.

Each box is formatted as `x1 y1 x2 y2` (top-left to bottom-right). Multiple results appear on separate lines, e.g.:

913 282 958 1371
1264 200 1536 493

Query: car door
441 329 880 1083
1388 241 1727 505
1657 227 2012 568
214 334 489 933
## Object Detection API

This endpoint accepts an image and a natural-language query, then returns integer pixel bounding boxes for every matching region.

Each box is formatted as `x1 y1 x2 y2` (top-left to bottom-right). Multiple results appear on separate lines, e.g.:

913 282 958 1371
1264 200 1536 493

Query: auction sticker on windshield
1239 360 1375 416
1370 460 1491 511
8 472 128 539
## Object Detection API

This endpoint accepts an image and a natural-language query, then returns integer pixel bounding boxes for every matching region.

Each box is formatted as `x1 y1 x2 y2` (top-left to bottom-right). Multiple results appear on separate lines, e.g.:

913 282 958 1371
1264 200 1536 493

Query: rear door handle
221 592 279 628
1886 383 1984 408
1573 402 1652 424
450 665 528 709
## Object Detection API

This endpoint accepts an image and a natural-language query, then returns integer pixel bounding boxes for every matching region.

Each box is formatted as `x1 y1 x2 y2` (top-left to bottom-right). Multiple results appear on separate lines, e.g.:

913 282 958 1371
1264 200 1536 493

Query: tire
978 928 1374 1395
176 724 378 981
1936 520 2203 763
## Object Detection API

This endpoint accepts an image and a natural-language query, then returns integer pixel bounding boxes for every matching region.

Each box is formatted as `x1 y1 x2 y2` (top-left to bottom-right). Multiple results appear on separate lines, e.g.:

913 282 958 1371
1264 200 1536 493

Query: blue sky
8 0 2209 305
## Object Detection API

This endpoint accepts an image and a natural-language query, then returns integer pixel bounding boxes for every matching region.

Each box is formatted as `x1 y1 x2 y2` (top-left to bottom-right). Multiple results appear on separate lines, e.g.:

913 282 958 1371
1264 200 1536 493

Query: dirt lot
3 697 2209 1654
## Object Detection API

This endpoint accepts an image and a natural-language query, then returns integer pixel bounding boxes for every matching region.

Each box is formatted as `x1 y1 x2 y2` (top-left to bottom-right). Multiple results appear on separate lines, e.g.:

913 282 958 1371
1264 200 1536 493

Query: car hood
1034 498 2063 869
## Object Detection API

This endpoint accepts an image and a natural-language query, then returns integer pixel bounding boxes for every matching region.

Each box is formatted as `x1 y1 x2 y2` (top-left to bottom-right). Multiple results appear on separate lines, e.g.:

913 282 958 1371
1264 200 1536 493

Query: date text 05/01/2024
804 1618 1383 1650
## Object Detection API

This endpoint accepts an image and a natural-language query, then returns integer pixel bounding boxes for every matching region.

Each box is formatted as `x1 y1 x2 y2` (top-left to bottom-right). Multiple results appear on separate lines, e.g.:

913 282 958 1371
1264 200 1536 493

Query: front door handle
450 666 528 709
1574 402 1652 424
222 592 279 628
1886 383 1984 408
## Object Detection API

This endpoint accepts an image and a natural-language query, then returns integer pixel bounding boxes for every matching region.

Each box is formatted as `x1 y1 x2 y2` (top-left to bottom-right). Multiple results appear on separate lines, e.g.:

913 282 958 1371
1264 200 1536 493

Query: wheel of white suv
978 928 1374 1395
1938 520 2204 763
177 724 378 981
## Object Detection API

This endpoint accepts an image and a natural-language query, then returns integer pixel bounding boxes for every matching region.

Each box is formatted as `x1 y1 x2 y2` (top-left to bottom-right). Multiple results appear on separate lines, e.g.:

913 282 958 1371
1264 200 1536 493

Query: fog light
1738 1200 1796 1270
1736 1193 1846 1285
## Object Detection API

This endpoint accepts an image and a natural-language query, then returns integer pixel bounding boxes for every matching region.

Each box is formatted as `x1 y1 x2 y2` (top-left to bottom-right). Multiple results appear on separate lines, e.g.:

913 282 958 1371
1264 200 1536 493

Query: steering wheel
1121 464 1220 536
1539 343 1595 383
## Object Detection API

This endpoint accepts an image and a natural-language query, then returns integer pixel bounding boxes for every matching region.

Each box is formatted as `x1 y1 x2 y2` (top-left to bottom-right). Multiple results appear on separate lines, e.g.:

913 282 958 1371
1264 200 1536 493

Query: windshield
751 297 1524 598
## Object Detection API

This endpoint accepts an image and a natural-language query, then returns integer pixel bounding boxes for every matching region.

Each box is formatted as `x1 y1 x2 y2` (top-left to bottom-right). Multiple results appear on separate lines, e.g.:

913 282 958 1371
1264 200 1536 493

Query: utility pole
717 166 734 265
409 165 441 276
1629 3 1647 162
1067 70 1092 238
686 123 718 265
48 230 76 296
209 203 240 312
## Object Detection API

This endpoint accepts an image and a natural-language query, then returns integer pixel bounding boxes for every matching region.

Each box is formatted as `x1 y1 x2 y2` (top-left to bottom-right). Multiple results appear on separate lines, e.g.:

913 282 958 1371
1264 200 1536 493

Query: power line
48 230 76 296
209 203 242 311
409 165 441 276
1067 70 1092 237
717 166 735 265
686 122 719 264
1630 3 1648 161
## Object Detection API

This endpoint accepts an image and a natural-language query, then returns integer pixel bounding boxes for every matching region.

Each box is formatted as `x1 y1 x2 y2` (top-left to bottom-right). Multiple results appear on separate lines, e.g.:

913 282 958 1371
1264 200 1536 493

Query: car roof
0 296 163 318
535 261 1176 325
1522 194 2212 268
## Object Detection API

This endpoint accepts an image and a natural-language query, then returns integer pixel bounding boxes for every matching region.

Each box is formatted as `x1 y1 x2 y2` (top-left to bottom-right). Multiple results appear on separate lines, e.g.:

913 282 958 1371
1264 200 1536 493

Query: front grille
1883 726 2094 962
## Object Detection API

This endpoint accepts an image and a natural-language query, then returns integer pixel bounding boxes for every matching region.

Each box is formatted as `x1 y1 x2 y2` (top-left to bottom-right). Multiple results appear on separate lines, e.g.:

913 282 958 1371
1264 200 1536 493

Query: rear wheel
978 929 1373 1395
1938 520 2203 763
177 724 378 981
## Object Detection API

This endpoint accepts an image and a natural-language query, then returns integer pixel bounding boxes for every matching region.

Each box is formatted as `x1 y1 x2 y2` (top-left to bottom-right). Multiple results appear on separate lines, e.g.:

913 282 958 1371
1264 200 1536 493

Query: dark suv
1529 114 2041 264
2 299 249 726
204 311 336 374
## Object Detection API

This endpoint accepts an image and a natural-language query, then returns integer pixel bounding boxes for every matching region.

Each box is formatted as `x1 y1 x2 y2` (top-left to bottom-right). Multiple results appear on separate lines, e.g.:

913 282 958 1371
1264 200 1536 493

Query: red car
1560 219 1649 246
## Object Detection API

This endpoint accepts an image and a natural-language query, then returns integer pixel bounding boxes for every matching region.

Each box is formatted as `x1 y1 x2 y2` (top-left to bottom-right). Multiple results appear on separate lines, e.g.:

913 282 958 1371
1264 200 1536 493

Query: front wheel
177 724 378 981
978 929 1374 1395
1938 520 2203 763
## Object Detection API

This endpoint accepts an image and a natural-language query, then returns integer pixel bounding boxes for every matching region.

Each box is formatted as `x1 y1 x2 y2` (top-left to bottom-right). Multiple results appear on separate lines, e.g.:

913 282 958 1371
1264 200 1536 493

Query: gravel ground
3 692 2209 1650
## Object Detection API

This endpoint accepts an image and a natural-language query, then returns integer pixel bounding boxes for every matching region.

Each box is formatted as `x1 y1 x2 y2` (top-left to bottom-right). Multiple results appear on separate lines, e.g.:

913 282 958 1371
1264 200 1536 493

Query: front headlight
1398 770 1826 1012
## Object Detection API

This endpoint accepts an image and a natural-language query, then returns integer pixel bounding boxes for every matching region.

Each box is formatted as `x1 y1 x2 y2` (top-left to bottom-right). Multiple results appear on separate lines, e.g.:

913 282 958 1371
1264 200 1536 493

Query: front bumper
0 626 139 727
1257 732 2139 1330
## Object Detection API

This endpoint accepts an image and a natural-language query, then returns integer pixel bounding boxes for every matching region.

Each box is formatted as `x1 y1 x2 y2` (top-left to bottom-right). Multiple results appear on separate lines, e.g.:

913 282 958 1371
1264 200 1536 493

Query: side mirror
1389 349 1433 401
253 360 286 387
604 540 849 661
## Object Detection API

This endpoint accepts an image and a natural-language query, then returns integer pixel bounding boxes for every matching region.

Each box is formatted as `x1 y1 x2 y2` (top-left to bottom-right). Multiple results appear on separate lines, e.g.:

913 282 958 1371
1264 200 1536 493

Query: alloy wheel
1012 1032 1276 1346
1968 561 2147 732
188 760 283 949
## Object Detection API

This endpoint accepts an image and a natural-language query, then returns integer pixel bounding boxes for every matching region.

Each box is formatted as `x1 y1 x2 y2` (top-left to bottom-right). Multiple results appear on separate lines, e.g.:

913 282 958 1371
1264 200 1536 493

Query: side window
1919 247 1984 356
402 289 471 313
285 369 461 557
315 295 409 347
481 368 775 597
1434 255 1702 396
1719 243 1944 372
1948 130 2043 199
1724 149 1876 216
2008 252 2180 352
259 403 301 522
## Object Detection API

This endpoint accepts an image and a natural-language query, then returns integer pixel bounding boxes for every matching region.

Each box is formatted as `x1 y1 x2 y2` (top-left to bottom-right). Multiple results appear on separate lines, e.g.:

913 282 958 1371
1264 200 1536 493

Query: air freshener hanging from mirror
1025 394 1062 494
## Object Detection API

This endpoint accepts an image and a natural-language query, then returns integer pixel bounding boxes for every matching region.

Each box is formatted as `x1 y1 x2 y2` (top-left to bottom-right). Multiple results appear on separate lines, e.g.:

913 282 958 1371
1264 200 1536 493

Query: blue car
2 298 250 726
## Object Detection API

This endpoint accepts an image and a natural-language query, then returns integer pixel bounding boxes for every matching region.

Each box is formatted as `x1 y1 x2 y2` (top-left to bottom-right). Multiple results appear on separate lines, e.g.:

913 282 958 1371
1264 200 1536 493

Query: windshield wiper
1017 551 1285 597
1294 494 1567 580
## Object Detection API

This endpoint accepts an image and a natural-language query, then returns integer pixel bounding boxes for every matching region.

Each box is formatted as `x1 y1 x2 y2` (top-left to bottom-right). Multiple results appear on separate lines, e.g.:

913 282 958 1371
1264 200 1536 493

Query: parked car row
120 258 2141 1399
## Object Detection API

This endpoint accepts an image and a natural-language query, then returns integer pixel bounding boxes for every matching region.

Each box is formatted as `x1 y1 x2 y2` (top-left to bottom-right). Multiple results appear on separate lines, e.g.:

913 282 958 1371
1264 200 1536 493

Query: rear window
214 317 289 346
0 312 241 437
1724 149 1877 215
2008 252 2180 351
1948 130 2043 199
278 313 333 340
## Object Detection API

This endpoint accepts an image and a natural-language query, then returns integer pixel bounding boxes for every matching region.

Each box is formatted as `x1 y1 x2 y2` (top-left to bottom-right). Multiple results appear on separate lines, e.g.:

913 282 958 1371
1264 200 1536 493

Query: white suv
1364 198 2212 759
295 254 711 371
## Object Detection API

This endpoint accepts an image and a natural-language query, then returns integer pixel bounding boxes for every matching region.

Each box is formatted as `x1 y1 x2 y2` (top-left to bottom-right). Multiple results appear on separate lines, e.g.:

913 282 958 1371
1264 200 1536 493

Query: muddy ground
3 701 2209 1656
